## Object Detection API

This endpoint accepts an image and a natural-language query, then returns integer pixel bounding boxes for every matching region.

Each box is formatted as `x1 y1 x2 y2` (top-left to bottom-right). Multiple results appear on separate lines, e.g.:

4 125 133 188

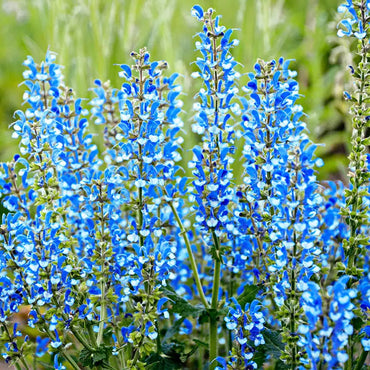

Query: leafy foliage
78 346 113 368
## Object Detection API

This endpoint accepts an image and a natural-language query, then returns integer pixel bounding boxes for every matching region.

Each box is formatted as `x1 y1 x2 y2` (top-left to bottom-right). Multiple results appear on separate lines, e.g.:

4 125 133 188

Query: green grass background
0 0 352 180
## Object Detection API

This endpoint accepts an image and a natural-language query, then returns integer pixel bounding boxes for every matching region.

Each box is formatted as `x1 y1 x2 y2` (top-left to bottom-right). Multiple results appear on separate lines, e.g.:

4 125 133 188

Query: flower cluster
0 48 188 370
189 5 239 235
337 0 370 39
218 299 265 369
337 0 370 270
336 1 370 368
234 57 323 367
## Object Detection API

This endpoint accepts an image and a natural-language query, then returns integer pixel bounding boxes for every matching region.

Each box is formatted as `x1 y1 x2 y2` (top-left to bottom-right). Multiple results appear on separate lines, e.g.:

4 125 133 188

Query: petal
191 5 204 20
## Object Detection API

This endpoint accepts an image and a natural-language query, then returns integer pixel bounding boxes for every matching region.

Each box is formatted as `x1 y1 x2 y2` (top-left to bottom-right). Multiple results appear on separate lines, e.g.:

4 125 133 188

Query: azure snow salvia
0 2 369 370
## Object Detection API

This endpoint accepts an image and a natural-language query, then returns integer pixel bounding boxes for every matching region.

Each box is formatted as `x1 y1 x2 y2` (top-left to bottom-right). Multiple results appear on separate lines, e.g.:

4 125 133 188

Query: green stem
50 297 95 351
209 314 218 370
30 300 84 368
38 314 82 370
87 322 97 347
211 260 221 310
138 56 145 249
209 230 221 370
354 349 369 370
248 201 269 274
97 186 107 347
70 324 95 351
113 327 126 368
290 230 298 366
210 231 221 309
20 357 31 370
346 336 353 370
131 258 156 367
167 199 209 309
0 322 31 370
97 280 106 346
286 158 299 368
228 256 234 353
318 359 323 370
131 340 142 366
347 1 367 270
61 354 81 370
155 321 161 354
37 316 81 370
346 2 368 363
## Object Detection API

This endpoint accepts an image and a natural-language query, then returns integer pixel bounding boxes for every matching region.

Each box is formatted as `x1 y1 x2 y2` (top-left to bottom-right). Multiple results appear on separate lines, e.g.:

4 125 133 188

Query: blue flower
50 330 63 349
337 1 369 39
359 274 370 352
53 354 66 370
36 336 49 357
191 5 204 20
222 298 265 368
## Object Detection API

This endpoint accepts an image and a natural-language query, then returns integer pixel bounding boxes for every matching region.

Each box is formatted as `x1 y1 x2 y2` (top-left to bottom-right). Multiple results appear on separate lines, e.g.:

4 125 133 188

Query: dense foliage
0 2 369 370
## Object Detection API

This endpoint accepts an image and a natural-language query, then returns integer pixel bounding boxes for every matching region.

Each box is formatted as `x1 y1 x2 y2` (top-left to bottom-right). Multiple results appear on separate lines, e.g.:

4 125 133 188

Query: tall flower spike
220 299 265 369
337 1 370 366
112 47 185 367
237 58 323 367
297 182 349 368
337 0 370 271
190 6 241 368
0 51 96 369
190 6 240 236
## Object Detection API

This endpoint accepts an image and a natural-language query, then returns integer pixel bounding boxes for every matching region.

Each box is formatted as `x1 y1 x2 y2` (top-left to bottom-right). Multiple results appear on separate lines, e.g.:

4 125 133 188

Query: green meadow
0 0 349 180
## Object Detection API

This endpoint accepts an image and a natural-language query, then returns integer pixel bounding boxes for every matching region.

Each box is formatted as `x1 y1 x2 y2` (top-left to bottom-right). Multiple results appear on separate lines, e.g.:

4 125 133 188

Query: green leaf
79 348 94 368
103 326 113 340
209 244 222 262
198 309 209 325
180 340 207 363
253 329 287 368
145 352 183 370
274 360 290 370
162 317 185 343
352 316 365 331
161 342 185 356
193 339 208 348
78 345 113 368
0 195 9 219
362 137 370 146
161 287 205 318
36 360 56 369
236 284 261 307
93 350 108 364
263 329 285 357
252 346 266 368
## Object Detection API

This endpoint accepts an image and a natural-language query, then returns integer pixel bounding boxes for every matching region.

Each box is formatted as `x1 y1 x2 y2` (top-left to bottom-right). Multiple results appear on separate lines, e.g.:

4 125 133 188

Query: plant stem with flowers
190 6 242 367
340 0 370 274
337 0 370 367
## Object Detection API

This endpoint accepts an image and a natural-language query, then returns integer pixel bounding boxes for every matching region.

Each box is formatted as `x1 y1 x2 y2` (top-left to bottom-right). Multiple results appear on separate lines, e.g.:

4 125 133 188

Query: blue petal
337 19 352 37
191 5 204 20
119 64 132 79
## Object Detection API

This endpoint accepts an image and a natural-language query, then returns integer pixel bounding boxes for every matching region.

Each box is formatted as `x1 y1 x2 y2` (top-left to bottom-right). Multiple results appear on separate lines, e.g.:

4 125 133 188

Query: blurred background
0 0 353 181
